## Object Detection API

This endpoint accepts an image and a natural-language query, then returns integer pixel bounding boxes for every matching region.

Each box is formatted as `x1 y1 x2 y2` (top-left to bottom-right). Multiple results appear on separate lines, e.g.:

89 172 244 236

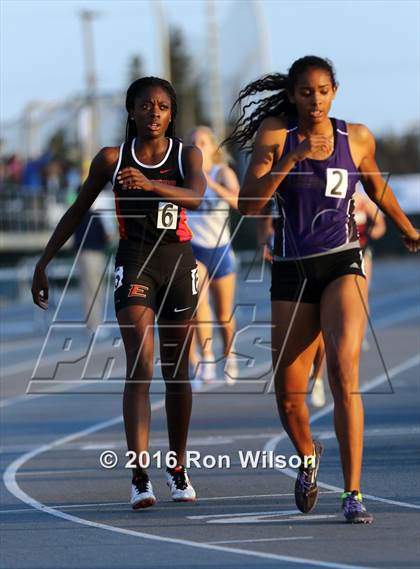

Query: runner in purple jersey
225 56 419 524
273 117 360 258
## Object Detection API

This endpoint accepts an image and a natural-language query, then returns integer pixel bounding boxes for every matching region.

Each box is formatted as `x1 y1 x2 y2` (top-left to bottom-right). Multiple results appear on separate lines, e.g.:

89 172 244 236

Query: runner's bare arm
35 148 118 269
353 125 417 240
239 117 288 215
31 148 118 308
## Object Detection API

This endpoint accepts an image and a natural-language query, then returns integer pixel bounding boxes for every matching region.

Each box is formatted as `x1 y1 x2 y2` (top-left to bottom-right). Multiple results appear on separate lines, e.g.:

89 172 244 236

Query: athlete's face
191 130 216 163
288 67 337 124
131 86 172 139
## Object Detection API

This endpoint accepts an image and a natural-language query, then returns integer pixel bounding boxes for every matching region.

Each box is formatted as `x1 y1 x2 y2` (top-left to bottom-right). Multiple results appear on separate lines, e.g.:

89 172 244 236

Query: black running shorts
271 248 366 304
114 241 198 320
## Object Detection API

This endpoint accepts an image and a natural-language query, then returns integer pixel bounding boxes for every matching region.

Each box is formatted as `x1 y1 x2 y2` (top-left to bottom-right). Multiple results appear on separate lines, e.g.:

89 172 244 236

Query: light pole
207 0 225 140
80 10 99 177
154 0 171 81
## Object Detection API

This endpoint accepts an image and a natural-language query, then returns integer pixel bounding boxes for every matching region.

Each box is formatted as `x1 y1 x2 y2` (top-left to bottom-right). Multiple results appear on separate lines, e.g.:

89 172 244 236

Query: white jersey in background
188 165 231 248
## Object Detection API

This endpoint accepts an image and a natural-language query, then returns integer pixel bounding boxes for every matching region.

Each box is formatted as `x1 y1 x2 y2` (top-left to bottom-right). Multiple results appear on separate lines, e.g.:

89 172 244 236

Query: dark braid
125 76 178 142
224 56 337 151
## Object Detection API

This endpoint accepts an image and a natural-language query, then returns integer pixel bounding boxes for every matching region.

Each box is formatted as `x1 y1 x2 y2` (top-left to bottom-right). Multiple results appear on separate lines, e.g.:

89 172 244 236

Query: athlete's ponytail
125 77 178 142
223 56 337 151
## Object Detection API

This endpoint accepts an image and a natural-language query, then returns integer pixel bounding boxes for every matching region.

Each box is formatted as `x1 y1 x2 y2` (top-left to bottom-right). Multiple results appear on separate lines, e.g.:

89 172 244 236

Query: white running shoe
166 466 196 502
130 472 156 509
311 378 326 408
224 357 238 385
201 361 217 384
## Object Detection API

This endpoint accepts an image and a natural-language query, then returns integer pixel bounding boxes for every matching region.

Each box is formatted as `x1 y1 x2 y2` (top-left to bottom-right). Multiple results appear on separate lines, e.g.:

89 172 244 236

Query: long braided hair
223 56 337 151
125 77 178 142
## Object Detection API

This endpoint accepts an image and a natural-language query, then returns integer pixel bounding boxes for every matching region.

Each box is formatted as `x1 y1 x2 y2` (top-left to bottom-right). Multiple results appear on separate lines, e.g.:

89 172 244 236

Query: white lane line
208 536 314 544
315 426 420 440
1 301 418 409
1 338 112 377
6 421 415 454
2 291 418 378
1 286 416 355
4 313 418 569
0 324 250 407
0 491 341 515
3 389 378 568
264 353 420 511
16 469 98 477
189 509 298 520
199 491 340 501
80 432 281 450
189 510 338 524
207 514 338 525
3 463 376 569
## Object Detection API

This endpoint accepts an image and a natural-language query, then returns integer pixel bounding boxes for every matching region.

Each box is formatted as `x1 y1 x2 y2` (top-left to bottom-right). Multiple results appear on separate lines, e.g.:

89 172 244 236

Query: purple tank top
273 118 360 258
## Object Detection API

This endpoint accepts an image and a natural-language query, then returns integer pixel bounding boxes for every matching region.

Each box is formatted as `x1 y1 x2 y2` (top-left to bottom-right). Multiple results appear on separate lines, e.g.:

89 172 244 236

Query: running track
1 257 419 569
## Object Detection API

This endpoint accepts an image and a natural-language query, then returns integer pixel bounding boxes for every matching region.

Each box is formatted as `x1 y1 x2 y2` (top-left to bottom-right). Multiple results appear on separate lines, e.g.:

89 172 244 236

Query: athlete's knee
328 352 360 399
164 375 191 394
216 312 235 326
124 374 152 395
277 393 305 417
126 357 154 386
124 342 154 374
328 349 358 378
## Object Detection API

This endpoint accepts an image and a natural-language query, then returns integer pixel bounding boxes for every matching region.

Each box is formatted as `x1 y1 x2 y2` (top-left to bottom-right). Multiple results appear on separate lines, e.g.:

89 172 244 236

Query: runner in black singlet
31 77 206 509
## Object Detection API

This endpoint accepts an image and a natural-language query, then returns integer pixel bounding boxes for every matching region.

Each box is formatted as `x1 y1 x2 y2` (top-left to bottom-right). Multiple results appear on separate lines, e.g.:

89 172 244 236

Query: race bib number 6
325 168 348 199
157 201 178 230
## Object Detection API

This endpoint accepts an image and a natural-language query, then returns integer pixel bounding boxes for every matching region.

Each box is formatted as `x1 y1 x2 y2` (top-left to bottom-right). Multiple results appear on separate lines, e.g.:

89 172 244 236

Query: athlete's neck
134 136 169 162
297 117 333 137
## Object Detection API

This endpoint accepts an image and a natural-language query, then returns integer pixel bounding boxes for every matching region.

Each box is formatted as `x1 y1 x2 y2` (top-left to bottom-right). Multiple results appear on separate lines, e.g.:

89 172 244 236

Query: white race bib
157 201 178 230
325 168 348 199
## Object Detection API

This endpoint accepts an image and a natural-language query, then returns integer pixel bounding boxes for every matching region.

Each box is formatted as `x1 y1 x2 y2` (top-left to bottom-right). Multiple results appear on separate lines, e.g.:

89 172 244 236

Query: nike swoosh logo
160 168 172 174
174 307 191 313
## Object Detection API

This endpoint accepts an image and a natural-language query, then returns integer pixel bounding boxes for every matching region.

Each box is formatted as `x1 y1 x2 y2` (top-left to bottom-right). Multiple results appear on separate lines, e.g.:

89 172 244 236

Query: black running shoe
342 491 373 524
294 440 323 513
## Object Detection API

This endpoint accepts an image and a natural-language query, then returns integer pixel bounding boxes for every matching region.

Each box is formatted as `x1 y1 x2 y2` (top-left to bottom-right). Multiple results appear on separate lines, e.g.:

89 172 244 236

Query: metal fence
0 184 68 233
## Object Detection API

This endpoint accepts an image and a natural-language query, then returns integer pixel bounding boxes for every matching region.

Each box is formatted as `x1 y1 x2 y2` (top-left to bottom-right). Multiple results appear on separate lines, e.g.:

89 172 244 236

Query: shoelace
297 468 315 493
169 467 188 490
343 496 364 514
133 474 150 494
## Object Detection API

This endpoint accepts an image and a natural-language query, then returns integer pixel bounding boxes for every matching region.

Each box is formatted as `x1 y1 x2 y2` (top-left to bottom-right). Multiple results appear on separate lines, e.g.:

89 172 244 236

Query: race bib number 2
157 201 178 230
325 168 348 199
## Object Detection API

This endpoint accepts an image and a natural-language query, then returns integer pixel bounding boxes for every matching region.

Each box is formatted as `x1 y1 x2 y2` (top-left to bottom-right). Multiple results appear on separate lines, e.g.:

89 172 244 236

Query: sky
1 0 419 136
